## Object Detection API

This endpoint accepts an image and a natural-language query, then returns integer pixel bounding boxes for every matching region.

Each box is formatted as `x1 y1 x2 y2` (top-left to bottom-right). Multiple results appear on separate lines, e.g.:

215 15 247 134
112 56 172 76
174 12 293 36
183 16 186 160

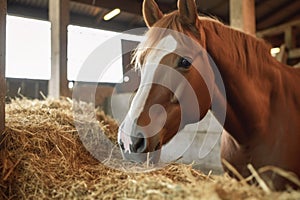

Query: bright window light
68 25 122 83
6 16 143 83
68 25 144 83
6 15 51 80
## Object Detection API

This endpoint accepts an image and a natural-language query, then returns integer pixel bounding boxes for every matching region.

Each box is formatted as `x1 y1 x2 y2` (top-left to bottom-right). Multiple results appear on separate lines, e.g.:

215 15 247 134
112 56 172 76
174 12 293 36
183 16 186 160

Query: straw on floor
0 98 299 199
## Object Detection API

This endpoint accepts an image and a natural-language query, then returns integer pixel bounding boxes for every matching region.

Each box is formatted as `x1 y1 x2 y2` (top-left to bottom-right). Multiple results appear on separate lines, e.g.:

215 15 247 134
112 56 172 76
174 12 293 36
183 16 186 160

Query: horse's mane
133 11 276 75
200 17 276 76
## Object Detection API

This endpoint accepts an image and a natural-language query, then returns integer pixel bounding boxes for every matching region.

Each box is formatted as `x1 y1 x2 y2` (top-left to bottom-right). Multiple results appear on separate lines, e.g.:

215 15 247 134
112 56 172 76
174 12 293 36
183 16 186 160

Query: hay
0 98 299 199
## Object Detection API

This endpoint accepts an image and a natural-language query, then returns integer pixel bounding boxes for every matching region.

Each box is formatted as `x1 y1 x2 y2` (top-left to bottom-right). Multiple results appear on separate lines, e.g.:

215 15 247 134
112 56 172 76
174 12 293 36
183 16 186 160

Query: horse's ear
143 0 163 27
178 0 198 25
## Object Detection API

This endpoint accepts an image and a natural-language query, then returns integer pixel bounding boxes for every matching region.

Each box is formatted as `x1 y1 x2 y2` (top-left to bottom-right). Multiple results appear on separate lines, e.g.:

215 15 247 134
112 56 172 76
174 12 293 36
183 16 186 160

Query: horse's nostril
131 132 147 153
136 137 145 152
119 140 125 150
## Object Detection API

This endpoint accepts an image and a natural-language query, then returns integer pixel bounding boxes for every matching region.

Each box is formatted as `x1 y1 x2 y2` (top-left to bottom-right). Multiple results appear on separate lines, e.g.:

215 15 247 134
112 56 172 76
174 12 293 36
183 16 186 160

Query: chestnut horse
118 0 300 190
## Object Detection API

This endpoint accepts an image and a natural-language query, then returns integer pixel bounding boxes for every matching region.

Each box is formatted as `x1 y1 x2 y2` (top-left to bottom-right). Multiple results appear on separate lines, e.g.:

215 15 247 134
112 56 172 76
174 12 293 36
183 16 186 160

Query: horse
117 0 300 190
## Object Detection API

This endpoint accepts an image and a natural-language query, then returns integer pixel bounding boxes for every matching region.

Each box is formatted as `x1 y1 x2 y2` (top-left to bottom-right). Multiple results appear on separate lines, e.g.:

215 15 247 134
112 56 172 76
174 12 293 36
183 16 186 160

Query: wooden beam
243 0 256 35
70 13 144 32
49 0 70 98
0 1 7 135
9 4 144 33
230 0 256 35
255 0 278 20
289 48 300 59
284 27 296 50
7 3 48 20
71 0 175 16
275 44 288 64
230 0 243 30
257 1 300 30
256 20 300 37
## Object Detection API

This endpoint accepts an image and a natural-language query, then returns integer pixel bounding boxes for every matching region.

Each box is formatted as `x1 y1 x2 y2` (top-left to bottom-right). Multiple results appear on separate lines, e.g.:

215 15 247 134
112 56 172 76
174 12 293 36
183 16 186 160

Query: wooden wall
6 78 48 100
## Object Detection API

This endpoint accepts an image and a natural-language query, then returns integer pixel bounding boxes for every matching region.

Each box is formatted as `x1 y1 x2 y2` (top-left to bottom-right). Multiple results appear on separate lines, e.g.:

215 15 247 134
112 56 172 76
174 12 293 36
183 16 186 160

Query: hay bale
0 98 299 199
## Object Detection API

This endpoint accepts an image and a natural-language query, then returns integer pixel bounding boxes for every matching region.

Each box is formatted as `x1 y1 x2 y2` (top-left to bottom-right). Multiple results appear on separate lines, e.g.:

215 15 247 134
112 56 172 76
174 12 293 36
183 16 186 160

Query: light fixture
103 8 121 21
270 47 280 56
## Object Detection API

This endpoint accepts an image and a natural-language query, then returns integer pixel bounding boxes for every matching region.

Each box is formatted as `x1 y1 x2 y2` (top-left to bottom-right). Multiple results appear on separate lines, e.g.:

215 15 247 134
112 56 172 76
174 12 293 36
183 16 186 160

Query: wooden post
284 27 296 50
275 44 288 64
230 0 256 35
49 0 70 98
0 0 6 135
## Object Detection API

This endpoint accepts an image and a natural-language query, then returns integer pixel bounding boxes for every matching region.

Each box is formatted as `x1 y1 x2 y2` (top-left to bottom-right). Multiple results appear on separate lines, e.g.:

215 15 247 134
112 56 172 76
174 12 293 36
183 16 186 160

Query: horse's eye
178 57 192 69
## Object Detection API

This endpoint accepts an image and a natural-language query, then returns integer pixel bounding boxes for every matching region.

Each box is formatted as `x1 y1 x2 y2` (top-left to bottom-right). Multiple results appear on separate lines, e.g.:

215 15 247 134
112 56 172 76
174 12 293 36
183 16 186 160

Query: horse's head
118 0 215 163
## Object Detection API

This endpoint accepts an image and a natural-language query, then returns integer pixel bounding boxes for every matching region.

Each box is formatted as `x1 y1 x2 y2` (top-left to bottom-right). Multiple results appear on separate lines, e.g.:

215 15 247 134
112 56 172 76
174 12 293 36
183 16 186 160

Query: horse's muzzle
118 127 162 164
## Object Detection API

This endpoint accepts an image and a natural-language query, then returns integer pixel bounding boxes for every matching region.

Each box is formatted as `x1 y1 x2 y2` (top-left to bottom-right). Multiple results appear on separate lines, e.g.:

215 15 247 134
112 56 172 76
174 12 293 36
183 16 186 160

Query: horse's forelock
133 11 201 70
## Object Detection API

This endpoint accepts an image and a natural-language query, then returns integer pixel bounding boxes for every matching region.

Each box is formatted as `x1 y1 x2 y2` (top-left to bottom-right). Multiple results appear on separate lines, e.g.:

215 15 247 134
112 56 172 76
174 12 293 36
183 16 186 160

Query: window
68 25 143 83
68 25 121 83
6 16 143 83
6 15 51 80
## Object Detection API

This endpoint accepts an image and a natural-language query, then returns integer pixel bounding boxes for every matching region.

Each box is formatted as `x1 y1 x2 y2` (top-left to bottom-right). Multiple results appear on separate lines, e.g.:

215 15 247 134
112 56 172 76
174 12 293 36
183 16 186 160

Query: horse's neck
202 20 292 144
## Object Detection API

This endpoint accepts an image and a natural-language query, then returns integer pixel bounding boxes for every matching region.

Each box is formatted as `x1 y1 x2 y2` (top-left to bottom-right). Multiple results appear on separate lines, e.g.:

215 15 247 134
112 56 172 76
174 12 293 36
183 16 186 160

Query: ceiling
7 0 300 32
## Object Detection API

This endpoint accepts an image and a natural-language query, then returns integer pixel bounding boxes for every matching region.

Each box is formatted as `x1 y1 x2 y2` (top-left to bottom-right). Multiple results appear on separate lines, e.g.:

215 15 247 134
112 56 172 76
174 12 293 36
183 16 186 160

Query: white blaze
119 35 177 153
